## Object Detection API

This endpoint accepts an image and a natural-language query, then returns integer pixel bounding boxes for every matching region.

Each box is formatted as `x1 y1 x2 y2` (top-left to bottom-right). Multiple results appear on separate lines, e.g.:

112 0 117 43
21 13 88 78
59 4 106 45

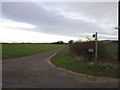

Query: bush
69 41 108 62
68 40 73 44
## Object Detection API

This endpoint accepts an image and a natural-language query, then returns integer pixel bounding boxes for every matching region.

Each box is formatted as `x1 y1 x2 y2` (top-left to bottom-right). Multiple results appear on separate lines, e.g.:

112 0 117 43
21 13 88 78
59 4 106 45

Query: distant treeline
0 40 118 44
1 41 67 44
51 41 67 44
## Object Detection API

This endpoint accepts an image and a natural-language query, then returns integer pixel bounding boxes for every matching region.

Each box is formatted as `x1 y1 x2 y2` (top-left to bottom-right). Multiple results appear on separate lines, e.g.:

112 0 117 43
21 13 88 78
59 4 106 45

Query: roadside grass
51 46 118 78
104 43 118 60
2 44 64 59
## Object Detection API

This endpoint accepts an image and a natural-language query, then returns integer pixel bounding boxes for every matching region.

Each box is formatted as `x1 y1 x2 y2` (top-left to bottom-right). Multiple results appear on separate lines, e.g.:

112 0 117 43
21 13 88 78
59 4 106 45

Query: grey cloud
2 2 62 25
62 2 117 19
2 2 75 28
2 2 117 39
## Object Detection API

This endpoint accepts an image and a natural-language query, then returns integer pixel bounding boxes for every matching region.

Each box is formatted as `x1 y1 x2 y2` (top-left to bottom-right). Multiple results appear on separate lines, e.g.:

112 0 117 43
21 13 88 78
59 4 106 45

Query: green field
2 44 64 59
51 44 118 78
105 43 118 60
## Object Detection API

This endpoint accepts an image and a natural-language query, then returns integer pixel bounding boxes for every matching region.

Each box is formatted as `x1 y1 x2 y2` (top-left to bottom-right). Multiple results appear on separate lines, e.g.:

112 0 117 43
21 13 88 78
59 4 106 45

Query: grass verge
2 44 64 59
51 46 118 78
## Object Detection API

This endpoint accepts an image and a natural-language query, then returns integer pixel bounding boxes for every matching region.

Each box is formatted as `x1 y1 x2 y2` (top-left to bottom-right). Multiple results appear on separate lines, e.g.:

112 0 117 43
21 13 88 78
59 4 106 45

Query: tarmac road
2 46 118 88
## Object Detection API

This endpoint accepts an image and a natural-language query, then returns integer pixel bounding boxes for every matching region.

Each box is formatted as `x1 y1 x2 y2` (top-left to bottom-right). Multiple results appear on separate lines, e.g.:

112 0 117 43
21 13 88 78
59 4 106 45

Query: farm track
2 46 118 88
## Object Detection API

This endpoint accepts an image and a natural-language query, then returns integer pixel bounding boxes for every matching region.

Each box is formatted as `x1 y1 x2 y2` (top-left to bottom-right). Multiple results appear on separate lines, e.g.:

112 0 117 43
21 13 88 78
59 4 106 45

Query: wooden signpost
93 32 98 69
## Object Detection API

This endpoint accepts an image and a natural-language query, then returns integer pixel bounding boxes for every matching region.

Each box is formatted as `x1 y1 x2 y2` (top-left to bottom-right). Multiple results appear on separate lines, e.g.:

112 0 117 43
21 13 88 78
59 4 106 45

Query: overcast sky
0 1 118 43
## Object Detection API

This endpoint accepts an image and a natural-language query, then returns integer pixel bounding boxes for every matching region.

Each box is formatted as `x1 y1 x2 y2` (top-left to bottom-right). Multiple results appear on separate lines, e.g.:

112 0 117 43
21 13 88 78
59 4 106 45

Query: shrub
69 41 108 62
68 40 74 44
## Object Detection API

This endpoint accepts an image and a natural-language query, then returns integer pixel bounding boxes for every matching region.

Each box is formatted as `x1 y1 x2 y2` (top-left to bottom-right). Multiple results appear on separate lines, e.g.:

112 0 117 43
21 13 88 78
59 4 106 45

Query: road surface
2 46 118 88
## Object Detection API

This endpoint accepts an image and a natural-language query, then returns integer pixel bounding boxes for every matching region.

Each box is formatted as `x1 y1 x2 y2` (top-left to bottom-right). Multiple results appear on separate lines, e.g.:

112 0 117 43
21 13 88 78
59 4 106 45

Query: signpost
93 32 98 68
88 48 94 61
88 48 94 53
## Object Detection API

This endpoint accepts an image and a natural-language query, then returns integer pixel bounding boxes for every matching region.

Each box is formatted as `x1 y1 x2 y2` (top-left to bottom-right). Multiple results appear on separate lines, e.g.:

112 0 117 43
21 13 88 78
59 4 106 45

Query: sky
0 0 118 43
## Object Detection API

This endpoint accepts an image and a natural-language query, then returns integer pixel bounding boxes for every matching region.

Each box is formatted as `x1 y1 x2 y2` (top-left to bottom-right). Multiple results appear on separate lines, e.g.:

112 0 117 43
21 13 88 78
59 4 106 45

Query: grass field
105 43 118 60
2 44 64 59
51 44 118 78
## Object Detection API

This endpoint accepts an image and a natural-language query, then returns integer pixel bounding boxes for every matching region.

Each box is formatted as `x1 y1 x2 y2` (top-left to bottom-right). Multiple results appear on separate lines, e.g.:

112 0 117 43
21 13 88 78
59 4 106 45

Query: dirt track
2 46 118 88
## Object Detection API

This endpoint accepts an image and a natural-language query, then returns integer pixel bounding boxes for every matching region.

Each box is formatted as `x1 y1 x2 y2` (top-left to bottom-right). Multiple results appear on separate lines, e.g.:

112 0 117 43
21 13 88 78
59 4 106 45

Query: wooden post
95 32 98 69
